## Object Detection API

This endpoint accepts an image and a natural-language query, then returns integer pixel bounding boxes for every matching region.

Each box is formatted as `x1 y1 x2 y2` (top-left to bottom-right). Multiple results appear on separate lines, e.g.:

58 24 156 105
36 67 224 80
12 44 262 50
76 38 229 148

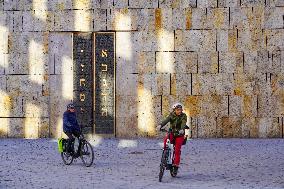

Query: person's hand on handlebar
178 129 184 135
79 134 84 140
156 125 162 131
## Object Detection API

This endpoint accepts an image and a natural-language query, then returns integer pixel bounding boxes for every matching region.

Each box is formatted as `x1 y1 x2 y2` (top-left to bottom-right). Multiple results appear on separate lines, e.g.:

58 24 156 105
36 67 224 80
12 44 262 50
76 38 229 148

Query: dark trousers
64 130 81 153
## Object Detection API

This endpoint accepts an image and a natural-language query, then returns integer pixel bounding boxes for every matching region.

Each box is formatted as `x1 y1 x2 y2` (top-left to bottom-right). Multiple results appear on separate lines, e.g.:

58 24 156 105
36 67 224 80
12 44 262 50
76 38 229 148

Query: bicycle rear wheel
159 150 167 182
61 152 73 165
80 140 94 167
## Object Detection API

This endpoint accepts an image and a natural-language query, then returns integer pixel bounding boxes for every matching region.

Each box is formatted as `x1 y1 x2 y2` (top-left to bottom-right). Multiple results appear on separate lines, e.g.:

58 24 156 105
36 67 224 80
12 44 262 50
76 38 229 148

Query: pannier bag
58 138 66 152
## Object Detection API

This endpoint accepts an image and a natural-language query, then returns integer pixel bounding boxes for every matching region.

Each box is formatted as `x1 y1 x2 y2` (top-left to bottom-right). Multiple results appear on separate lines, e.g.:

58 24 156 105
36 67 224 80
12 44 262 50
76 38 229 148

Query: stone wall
0 0 283 138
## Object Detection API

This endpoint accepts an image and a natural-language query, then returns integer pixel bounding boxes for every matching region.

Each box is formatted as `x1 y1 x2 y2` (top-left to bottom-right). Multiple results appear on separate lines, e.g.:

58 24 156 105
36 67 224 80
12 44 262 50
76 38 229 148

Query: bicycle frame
162 129 175 167
71 134 85 158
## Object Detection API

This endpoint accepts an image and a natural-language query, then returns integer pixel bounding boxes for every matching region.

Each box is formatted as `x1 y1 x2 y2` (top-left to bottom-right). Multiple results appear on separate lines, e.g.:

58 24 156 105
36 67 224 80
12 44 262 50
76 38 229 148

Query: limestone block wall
0 0 283 138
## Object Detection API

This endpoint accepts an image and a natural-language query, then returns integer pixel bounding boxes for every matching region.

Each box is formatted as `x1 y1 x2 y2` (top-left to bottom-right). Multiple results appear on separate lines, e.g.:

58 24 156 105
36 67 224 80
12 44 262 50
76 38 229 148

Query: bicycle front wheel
80 140 94 167
159 150 167 182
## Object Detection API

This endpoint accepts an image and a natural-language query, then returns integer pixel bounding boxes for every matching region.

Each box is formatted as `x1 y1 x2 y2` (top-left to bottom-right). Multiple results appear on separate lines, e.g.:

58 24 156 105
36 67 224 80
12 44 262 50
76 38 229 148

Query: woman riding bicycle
156 103 189 175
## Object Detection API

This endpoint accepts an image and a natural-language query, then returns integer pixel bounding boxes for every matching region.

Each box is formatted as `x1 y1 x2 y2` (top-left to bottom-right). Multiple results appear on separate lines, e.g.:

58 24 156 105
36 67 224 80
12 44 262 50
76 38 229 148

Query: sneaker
172 165 179 174
170 165 179 177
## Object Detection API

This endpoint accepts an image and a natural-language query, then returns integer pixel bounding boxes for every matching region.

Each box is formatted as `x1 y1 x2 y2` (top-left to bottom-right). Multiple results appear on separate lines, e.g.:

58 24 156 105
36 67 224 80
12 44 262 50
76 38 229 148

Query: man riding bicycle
156 103 189 175
63 103 81 154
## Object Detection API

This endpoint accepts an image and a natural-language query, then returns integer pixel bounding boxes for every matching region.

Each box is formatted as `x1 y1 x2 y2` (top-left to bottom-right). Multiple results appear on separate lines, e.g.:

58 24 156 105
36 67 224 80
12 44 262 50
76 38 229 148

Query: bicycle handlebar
160 128 172 133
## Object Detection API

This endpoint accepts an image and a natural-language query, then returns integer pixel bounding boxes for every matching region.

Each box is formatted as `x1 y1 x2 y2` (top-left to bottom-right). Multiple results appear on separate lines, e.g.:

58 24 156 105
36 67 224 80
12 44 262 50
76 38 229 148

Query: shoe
172 165 179 174
170 165 178 177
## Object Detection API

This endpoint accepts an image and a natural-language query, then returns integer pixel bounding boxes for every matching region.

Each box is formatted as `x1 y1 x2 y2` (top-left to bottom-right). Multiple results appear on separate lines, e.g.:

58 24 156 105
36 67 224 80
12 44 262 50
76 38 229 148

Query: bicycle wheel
80 140 94 167
159 150 167 182
61 152 73 165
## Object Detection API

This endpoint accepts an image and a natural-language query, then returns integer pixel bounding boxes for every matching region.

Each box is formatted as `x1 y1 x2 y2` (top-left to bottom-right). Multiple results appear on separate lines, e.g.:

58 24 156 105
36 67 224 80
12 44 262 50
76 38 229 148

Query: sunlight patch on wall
29 40 45 84
75 11 91 31
157 29 173 51
156 29 174 73
74 0 91 8
0 22 9 137
74 0 91 31
0 91 11 136
183 107 192 138
24 103 41 139
115 12 132 61
62 56 73 100
0 53 8 70
0 24 9 55
156 51 174 73
55 118 64 138
116 32 132 61
0 91 11 117
114 11 132 30
33 0 47 20
137 88 155 135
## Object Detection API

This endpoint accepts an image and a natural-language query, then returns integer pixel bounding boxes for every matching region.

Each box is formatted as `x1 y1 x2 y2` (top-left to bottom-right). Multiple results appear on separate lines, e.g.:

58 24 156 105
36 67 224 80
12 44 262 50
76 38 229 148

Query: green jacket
160 112 187 135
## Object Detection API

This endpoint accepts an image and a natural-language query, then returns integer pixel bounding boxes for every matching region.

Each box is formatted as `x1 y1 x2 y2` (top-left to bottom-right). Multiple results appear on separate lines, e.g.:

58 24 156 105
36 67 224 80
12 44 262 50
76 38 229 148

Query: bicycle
60 133 94 167
159 128 178 182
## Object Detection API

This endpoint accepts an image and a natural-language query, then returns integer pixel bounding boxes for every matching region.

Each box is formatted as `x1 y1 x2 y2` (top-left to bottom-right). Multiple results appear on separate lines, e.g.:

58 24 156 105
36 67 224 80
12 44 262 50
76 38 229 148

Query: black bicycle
159 128 178 182
61 133 94 167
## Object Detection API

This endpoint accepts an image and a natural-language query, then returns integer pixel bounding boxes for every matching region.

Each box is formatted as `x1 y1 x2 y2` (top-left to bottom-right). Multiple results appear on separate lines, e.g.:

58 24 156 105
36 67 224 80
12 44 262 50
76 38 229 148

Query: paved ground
1 137 284 189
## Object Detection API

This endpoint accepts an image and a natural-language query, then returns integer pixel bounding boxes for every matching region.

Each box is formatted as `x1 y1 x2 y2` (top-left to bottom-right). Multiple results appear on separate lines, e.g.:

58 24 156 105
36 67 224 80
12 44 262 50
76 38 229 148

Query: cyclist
156 103 189 175
63 103 81 154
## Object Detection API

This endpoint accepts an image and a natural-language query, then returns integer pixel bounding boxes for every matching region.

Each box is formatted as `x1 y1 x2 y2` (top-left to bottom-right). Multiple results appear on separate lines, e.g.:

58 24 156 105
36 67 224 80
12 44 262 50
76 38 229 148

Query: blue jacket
63 111 80 133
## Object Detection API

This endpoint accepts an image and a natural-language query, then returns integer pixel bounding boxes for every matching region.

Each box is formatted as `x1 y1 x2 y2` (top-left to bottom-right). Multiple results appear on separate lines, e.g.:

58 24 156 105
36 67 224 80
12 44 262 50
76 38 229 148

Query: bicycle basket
58 138 66 153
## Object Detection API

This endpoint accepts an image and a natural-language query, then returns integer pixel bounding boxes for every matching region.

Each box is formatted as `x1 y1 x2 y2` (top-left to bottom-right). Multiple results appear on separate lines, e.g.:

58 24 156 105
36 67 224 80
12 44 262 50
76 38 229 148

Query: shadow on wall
114 8 192 137
0 0 83 139
0 1 190 139
114 9 138 137
0 8 12 138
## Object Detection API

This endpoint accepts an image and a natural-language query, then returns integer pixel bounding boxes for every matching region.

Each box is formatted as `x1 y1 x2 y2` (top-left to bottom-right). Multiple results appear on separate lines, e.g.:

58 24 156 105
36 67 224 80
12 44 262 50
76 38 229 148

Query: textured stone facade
0 0 283 138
